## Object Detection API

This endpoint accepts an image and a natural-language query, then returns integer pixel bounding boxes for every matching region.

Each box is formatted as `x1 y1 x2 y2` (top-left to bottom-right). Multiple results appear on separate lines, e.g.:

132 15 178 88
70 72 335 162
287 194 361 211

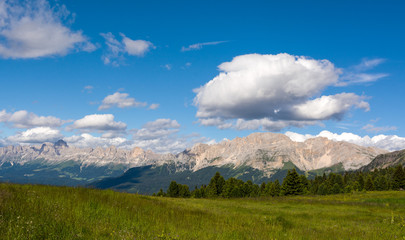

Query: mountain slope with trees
361 149 405 171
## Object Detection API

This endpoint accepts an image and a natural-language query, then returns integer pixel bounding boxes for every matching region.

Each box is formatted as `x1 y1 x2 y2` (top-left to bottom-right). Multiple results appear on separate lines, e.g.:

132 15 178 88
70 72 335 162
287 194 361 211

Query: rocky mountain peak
0 132 390 175
54 140 68 148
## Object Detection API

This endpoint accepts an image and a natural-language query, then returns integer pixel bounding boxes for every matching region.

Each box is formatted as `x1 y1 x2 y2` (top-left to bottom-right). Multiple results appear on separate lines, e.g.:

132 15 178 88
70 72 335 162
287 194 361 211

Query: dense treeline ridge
154 165 405 198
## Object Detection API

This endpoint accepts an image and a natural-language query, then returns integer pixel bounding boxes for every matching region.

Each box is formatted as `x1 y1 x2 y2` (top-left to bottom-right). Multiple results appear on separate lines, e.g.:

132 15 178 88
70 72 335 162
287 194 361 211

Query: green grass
0 183 404 239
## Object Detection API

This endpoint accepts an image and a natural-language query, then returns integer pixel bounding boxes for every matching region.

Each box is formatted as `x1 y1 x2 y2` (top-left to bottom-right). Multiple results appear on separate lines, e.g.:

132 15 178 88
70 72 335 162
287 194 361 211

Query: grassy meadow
0 183 404 239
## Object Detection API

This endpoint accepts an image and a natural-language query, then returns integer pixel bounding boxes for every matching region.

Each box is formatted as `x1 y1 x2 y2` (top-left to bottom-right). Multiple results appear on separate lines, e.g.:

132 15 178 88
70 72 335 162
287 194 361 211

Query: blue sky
0 0 404 152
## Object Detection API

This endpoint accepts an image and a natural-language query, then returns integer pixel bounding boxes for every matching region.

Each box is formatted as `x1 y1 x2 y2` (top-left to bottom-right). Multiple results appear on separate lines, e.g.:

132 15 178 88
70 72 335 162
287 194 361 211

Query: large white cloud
68 114 126 131
0 0 95 59
285 130 405 151
0 109 65 128
100 32 154 66
194 53 370 131
7 127 63 144
98 92 147 110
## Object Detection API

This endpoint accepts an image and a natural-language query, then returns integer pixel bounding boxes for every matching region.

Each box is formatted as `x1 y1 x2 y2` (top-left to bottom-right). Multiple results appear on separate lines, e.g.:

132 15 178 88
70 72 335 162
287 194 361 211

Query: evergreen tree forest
154 165 405 198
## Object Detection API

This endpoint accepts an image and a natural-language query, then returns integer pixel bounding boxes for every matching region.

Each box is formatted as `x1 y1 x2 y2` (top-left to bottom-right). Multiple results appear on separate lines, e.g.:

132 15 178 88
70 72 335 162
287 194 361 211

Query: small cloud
354 58 386 71
100 32 154 66
120 33 154 56
0 109 65 128
162 64 171 70
83 85 94 93
148 103 160 110
181 62 192 70
362 124 397 133
67 114 127 132
337 58 388 86
98 92 147 110
7 127 63 144
181 41 228 52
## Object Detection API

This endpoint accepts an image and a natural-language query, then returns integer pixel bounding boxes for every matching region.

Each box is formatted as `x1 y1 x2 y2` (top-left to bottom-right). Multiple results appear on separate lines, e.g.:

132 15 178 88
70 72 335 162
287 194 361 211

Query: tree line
153 165 405 198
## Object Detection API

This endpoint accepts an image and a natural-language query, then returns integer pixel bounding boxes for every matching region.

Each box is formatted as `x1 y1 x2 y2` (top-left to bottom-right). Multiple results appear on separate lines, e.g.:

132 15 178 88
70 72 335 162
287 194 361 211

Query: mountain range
0 132 397 193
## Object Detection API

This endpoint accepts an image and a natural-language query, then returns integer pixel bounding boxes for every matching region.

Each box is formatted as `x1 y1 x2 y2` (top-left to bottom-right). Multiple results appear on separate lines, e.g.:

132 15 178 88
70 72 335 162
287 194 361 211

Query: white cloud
197 118 233 129
362 124 397 133
337 58 388 86
354 58 386 71
121 33 153 56
0 0 95 59
68 114 126 131
0 109 65 128
181 41 227 52
337 73 388 86
64 133 130 148
7 127 62 144
98 92 147 110
83 85 93 93
133 119 180 140
148 103 160 110
100 32 154 66
194 53 368 131
132 118 208 153
163 64 171 70
234 118 318 131
285 130 405 151
293 93 369 120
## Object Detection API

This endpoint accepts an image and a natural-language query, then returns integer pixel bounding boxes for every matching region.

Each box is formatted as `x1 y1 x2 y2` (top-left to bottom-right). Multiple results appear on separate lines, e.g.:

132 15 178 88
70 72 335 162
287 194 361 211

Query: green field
0 183 404 239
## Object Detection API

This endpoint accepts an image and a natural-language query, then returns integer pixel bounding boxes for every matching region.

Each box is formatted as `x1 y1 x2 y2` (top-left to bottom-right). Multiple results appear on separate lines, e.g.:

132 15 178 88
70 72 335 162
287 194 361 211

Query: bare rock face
184 133 387 173
0 133 388 176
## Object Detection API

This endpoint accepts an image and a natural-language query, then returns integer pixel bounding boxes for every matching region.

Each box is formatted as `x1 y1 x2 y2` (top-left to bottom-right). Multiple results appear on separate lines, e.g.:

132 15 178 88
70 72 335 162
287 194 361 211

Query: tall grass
0 183 404 239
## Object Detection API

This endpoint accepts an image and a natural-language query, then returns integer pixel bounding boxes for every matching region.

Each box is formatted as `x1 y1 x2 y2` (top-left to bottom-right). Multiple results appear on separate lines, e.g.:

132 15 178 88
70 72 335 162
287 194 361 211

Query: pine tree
178 184 191 198
274 179 281 196
167 181 179 197
300 175 309 193
259 182 266 196
207 172 225 196
331 183 341 194
365 176 375 191
222 178 239 198
392 165 405 190
157 188 165 197
357 174 365 191
352 181 361 192
266 182 274 196
242 181 254 197
281 169 303 196
192 186 202 198
375 175 388 191
335 174 344 188
344 185 353 193
317 182 329 195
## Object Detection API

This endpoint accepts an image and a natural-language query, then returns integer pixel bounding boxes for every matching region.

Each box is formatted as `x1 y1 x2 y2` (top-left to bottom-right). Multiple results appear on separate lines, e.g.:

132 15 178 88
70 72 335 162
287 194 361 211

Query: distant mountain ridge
0 132 388 188
360 149 405 172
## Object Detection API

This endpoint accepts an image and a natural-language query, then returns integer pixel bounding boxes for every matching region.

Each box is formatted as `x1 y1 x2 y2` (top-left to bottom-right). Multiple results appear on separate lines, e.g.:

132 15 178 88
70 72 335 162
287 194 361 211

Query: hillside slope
361 149 405 171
